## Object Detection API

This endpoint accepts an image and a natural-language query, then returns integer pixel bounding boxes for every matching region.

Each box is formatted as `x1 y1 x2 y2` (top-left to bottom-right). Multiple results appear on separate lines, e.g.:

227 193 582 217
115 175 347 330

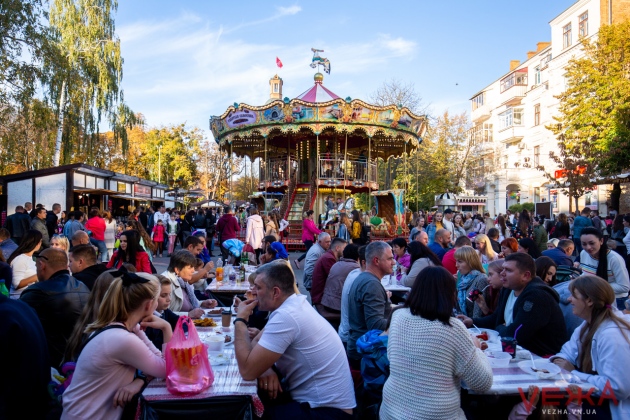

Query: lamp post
158 145 162 184
170 177 183 210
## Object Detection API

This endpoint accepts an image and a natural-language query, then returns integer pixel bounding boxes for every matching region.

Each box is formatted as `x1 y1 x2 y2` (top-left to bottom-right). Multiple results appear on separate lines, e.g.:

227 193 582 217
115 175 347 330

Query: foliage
508 202 535 214
369 79 426 115
46 0 131 165
0 0 49 114
540 21 630 211
232 175 260 201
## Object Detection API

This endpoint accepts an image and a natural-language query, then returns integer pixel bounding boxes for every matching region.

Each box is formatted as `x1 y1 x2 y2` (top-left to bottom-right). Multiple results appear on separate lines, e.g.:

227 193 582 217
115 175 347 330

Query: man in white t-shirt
234 261 355 419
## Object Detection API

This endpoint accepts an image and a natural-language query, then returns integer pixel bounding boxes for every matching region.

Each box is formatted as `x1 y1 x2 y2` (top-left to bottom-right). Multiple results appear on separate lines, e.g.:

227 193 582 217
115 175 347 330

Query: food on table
224 335 232 343
531 367 549 374
207 308 222 315
480 341 488 351
193 318 218 327
476 332 489 341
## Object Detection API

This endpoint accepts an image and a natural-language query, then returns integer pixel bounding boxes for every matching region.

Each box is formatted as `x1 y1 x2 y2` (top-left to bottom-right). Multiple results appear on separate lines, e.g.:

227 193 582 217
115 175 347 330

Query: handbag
165 316 214 395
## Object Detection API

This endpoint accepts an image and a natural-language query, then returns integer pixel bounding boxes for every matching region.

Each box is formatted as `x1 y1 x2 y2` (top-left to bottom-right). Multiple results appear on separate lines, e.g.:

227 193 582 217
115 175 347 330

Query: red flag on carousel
276 57 283 68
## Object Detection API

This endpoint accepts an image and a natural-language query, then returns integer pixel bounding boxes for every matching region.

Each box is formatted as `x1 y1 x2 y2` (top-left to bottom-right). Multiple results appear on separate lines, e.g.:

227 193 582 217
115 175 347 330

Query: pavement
150 248 310 299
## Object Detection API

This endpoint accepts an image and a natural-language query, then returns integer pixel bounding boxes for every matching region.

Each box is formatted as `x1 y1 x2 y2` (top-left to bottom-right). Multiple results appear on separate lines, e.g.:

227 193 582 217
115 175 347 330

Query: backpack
360 224 370 244
555 266 582 283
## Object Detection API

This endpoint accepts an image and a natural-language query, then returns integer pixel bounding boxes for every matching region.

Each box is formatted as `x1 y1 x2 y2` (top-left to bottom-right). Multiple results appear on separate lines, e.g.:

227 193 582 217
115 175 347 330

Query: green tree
47 0 127 166
0 0 49 113
543 21 630 211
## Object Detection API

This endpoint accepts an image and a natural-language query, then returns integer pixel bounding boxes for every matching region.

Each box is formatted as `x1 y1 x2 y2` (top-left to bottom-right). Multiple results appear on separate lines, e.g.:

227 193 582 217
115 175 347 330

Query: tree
232 175 259 201
47 0 126 166
369 79 426 114
0 0 49 114
542 21 630 211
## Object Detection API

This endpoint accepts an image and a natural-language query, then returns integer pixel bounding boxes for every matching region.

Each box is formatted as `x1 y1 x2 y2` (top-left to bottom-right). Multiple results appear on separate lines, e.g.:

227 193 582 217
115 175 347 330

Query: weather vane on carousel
310 48 331 74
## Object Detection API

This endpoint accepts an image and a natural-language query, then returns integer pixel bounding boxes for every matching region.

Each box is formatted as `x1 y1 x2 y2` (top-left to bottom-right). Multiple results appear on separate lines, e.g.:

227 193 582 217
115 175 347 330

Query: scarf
457 270 481 317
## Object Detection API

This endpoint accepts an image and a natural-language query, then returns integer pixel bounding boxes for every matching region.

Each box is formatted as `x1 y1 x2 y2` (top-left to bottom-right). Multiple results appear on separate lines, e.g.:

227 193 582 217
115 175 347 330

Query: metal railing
260 158 297 184
318 158 377 184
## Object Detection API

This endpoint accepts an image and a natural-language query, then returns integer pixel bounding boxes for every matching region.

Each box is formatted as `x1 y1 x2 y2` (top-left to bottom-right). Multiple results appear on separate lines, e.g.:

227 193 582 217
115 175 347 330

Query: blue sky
116 0 576 140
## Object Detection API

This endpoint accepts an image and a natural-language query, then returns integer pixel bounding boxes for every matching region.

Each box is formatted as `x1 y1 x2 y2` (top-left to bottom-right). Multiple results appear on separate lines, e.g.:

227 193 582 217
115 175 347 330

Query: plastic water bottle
0 279 8 297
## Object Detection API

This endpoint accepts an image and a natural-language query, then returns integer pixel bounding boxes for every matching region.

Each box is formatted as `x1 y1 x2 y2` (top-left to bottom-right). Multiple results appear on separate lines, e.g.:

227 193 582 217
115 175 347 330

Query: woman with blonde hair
126 219 156 259
454 246 488 318
474 233 498 264
50 234 70 254
551 275 630 419
62 271 171 419
265 212 279 241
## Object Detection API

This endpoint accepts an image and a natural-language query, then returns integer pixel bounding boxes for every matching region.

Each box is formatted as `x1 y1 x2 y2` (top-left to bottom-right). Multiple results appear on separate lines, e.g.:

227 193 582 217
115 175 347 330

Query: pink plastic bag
165 316 214 395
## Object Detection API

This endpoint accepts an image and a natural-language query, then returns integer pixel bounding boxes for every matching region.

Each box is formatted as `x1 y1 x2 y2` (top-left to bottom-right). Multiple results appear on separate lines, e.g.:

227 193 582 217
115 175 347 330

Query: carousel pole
264 136 268 207
416 146 419 211
316 133 320 219
404 140 408 212
343 131 348 204
368 136 372 212
230 141 233 206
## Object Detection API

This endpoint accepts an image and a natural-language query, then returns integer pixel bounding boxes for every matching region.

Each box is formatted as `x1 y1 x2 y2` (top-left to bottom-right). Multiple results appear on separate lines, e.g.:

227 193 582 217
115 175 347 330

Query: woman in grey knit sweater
380 267 493 420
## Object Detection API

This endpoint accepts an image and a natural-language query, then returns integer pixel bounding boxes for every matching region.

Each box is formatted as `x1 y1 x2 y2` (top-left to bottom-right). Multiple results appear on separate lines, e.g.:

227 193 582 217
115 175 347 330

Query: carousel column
343 131 348 202
230 141 233 205
316 133 320 217
264 135 268 199
368 135 372 211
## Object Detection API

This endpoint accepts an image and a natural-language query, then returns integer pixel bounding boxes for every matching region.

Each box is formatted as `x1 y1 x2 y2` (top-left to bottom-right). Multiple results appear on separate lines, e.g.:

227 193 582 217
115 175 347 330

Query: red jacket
310 250 338 304
152 224 165 242
216 214 240 241
85 216 106 241
442 248 457 275
106 250 152 274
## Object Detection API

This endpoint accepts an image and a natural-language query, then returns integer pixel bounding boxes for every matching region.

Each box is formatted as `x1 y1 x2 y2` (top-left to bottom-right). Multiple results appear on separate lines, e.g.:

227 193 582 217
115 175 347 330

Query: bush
508 203 535 214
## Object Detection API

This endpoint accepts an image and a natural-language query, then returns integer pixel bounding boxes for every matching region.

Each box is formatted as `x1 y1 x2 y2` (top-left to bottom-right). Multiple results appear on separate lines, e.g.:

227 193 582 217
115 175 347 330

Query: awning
109 194 135 200
74 188 119 195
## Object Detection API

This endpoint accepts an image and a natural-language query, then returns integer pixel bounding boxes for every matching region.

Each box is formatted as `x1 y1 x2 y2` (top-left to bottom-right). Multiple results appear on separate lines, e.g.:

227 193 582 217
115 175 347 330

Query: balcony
467 124 494 153
500 84 527 106
259 158 297 188
496 125 524 144
318 158 377 189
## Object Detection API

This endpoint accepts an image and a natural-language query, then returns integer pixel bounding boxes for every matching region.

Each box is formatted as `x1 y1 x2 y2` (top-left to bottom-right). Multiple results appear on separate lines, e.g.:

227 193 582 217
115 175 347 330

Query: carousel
209 50 428 244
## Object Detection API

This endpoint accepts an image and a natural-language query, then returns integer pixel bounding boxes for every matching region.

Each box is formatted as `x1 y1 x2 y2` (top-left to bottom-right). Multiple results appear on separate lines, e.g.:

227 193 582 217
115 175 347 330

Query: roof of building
295 73 340 103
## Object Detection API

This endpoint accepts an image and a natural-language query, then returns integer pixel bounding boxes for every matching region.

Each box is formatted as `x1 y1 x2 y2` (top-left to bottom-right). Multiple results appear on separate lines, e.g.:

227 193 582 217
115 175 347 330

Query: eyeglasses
35 255 49 261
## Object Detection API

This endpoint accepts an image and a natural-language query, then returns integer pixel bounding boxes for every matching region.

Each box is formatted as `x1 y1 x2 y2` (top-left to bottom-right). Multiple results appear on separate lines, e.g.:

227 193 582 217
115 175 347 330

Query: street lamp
170 177 183 210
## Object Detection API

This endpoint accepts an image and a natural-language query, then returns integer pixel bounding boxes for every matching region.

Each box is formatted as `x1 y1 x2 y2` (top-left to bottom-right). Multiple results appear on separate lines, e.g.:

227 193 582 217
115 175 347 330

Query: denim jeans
90 238 109 262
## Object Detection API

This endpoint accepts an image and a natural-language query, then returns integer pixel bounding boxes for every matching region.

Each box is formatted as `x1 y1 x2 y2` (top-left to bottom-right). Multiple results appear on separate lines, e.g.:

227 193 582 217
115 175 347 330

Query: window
534 146 540 167
274 83 279 93
579 12 588 37
534 66 541 85
468 123 493 146
498 108 524 130
472 93 484 110
563 23 572 49
534 104 540 126
500 71 528 93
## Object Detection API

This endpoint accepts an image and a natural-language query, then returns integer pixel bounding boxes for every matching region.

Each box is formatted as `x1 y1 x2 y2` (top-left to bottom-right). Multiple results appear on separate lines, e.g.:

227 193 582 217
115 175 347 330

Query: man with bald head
20 248 90 368
428 228 451 260
71 230 90 248
415 230 429 246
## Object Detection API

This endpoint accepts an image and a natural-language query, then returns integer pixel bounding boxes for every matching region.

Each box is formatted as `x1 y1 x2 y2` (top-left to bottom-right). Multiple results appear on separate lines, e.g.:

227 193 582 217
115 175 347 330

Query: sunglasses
36 255 49 261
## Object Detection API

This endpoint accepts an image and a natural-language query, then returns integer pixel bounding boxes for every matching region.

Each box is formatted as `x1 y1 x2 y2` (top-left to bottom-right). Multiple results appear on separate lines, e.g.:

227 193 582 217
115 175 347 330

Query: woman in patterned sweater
380 266 493 420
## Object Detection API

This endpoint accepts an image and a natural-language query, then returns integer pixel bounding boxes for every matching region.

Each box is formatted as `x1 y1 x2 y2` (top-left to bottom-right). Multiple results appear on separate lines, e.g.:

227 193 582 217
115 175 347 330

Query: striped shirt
579 250 630 298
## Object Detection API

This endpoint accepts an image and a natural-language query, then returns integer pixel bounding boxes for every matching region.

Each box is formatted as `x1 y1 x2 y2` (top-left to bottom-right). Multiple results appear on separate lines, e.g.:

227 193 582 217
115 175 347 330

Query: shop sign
134 184 151 197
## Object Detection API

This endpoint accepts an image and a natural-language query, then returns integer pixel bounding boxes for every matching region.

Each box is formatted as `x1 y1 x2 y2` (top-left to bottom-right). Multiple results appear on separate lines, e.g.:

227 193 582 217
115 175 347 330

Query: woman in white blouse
7 229 42 298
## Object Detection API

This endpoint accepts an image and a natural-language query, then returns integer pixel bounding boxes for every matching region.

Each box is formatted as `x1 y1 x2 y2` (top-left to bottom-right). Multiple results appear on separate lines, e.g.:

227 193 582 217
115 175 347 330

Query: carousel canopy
209 73 429 160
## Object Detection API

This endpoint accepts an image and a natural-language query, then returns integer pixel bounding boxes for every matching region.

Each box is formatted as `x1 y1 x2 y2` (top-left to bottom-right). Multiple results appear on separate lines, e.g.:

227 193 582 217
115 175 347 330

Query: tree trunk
52 80 67 167
611 182 621 212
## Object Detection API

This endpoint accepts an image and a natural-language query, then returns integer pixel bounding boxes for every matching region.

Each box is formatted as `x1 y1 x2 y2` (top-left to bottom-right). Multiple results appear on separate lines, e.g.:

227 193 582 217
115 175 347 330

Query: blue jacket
542 247 573 267
356 329 389 393
572 216 593 239
426 223 437 245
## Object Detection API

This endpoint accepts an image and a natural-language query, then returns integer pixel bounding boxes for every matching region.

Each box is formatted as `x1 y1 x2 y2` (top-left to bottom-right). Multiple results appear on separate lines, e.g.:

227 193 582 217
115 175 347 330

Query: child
167 214 179 256
145 275 180 350
151 219 166 257
114 223 124 249
473 259 503 316
508 385 582 419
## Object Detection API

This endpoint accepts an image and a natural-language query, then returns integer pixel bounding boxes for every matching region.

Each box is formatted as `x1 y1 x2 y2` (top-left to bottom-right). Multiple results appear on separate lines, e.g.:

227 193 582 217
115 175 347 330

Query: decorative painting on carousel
263 106 285 122
321 103 342 120
225 109 258 128
350 106 374 122
292 105 315 121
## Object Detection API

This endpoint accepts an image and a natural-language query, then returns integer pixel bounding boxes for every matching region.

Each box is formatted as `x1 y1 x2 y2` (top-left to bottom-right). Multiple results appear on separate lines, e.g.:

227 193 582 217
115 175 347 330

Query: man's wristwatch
234 317 249 327
134 369 149 386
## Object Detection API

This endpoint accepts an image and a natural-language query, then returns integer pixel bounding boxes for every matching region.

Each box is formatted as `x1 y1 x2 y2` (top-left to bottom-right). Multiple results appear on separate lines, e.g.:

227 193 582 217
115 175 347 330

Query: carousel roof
295 73 340 103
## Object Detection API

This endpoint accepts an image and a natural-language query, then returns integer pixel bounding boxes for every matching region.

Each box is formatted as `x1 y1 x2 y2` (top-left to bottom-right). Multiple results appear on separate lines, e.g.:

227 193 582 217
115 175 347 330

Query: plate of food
518 360 561 379
212 330 233 346
193 318 218 327
204 308 225 317
469 328 499 351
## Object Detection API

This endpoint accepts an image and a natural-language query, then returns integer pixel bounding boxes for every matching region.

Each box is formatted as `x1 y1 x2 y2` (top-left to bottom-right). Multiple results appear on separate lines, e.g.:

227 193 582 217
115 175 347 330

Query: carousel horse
310 48 331 74
323 198 355 228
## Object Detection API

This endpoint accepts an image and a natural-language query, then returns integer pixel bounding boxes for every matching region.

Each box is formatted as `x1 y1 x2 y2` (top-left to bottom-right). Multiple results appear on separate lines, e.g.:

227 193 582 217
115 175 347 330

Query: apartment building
466 0 630 216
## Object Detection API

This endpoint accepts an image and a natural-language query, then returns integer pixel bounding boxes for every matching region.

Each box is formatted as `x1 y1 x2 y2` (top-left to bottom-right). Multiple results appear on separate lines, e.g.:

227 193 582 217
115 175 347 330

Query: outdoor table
206 279 250 294
384 284 411 292
138 348 264 419
466 356 599 396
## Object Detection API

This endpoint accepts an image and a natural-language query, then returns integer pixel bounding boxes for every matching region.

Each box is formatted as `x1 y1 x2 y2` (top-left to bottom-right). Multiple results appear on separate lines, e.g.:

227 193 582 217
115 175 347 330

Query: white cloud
117 11 419 140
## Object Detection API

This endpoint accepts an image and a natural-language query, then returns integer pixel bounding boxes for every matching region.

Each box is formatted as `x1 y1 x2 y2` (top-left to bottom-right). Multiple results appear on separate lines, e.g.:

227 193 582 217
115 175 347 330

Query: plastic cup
501 337 518 358
206 335 224 352
221 310 232 328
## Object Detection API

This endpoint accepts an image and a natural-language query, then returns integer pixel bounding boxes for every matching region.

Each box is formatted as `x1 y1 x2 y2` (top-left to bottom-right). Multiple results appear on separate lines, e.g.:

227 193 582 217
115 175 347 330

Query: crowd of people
2 200 630 419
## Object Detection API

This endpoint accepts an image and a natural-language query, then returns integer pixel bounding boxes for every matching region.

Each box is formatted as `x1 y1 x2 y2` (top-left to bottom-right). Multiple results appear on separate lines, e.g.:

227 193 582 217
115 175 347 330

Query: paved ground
151 248 310 299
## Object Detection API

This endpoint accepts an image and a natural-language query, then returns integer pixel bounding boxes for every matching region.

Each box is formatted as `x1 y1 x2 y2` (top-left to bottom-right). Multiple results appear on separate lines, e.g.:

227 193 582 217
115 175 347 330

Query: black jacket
473 277 567 357
4 212 30 240
72 263 109 290
20 270 90 368
30 217 50 248
145 309 180 350
0 295 50 419
46 210 59 238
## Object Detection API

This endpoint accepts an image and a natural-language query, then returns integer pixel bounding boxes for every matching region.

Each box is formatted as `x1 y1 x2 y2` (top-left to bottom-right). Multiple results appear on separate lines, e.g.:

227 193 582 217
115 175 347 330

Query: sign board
134 184 151 197
117 182 127 193
226 109 257 128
